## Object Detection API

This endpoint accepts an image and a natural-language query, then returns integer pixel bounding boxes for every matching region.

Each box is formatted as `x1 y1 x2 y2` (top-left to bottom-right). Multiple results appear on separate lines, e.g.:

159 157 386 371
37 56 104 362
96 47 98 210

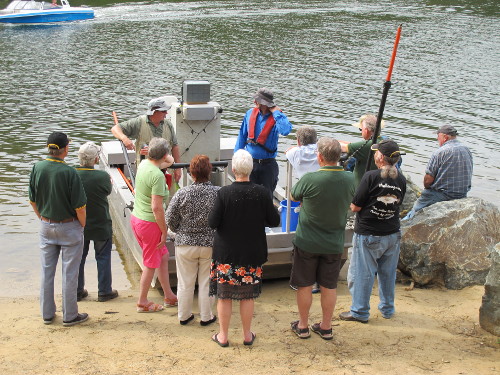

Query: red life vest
247 107 276 148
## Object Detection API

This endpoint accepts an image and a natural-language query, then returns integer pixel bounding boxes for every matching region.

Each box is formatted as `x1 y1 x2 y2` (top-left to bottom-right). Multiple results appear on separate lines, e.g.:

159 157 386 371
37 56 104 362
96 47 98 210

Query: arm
350 203 361 212
111 124 135 150
30 201 41 219
270 107 292 136
165 194 180 233
423 173 435 189
208 192 223 229
151 194 167 249
234 114 249 152
339 141 350 153
75 206 86 227
171 145 181 182
265 194 281 227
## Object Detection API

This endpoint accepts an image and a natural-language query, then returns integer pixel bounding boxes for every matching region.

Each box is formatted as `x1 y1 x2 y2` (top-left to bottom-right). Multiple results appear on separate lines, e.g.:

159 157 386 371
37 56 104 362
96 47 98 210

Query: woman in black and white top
166 155 219 326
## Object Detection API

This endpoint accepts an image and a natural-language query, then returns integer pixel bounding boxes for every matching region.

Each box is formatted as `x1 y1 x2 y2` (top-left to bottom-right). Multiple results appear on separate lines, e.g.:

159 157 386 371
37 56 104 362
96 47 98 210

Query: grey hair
296 126 317 146
361 114 378 133
232 149 253 178
78 142 100 167
317 137 341 163
379 154 400 179
148 137 170 161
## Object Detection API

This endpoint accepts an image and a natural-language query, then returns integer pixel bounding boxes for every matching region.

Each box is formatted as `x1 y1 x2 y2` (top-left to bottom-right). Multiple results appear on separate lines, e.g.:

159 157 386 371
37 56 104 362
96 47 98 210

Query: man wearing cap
76 142 118 303
340 139 406 323
234 88 292 195
339 114 385 187
404 125 473 220
111 97 181 182
29 132 89 326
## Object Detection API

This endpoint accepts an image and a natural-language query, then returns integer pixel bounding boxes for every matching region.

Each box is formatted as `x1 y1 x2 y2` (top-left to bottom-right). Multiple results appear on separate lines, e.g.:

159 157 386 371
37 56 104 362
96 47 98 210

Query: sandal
212 333 229 347
243 332 256 346
290 320 310 339
164 297 178 307
311 323 333 340
137 301 164 313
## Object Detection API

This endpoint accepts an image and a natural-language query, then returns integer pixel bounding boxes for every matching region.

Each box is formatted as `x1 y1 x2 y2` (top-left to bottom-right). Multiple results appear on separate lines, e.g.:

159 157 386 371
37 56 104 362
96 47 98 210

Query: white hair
232 149 253 178
78 142 100 167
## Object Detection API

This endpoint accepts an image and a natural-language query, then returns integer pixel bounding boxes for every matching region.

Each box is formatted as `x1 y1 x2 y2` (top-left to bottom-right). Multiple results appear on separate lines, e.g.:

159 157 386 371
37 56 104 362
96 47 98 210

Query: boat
0 0 94 24
100 81 353 287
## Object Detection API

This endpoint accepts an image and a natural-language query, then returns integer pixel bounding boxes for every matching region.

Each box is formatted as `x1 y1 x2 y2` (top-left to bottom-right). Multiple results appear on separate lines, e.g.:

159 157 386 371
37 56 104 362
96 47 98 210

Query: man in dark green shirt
76 142 118 303
289 137 355 340
29 132 88 326
339 114 385 187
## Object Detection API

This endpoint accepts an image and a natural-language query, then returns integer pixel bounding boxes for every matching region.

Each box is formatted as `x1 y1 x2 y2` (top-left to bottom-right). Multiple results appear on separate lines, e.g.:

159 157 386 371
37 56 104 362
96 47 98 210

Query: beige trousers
175 245 214 322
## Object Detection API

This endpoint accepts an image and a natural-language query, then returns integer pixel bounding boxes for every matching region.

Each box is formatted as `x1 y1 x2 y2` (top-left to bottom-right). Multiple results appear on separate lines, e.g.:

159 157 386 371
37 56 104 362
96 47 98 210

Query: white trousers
175 245 214 321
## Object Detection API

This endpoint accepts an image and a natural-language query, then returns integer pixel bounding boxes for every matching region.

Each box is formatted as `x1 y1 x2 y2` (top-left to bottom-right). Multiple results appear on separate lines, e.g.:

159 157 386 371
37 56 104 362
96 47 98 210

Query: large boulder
479 243 500 336
400 173 420 217
399 197 500 289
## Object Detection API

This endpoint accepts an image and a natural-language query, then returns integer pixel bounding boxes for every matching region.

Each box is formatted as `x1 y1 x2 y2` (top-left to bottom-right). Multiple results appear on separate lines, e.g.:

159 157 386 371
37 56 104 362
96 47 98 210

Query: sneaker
43 316 55 325
312 283 320 294
63 313 89 327
77 289 88 302
98 290 119 302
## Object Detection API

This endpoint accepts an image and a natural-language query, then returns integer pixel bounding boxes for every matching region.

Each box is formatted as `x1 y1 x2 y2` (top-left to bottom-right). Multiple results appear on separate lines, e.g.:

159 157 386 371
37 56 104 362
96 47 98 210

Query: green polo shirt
348 139 378 187
132 159 169 222
291 166 355 254
29 157 87 221
76 166 112 240
119 115 178 145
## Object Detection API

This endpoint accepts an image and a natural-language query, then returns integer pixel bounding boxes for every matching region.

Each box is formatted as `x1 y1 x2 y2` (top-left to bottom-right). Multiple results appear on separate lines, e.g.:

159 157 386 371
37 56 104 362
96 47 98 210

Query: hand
139 146 149 156
156 231 167 249
174 168 181 182
123 137 135 150
269 105 281 113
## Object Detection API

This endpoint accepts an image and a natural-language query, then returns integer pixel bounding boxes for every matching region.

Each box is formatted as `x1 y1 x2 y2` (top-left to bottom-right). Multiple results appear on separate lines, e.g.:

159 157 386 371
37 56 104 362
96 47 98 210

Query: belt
41 216 76 224
253 158 275 164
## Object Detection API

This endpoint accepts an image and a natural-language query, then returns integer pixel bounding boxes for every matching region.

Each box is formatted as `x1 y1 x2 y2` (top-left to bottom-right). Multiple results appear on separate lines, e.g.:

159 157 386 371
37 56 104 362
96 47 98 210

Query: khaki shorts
290 245 342 289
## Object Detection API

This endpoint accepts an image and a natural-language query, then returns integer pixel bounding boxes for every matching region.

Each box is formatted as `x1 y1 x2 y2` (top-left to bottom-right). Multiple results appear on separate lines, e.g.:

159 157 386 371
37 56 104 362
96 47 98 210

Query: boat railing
170 161 230 189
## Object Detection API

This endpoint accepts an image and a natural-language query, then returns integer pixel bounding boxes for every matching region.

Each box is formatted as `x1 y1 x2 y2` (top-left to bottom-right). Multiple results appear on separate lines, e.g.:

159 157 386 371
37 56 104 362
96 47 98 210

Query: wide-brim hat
146 97 171 115
253 88 275 107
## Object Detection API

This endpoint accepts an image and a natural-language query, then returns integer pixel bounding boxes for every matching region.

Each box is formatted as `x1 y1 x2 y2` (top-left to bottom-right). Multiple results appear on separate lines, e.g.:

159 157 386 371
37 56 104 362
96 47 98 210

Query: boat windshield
5 0 63 10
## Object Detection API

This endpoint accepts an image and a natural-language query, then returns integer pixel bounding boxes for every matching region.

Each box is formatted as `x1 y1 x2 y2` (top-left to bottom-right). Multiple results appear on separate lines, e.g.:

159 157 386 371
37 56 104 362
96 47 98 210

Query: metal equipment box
182 80 210 104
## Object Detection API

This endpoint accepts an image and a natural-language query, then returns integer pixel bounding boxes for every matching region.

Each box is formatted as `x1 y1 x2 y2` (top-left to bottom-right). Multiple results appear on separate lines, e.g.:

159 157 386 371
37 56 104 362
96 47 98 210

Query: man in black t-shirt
339 140 406 323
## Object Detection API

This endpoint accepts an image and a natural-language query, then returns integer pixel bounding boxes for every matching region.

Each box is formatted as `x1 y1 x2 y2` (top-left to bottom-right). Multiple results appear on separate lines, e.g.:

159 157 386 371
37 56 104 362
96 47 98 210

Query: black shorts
290 245 342 289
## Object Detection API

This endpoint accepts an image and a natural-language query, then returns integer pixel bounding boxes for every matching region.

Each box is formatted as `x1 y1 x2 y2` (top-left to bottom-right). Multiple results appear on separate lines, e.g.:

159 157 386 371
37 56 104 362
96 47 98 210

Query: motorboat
100 81 353 286
0 0 94 23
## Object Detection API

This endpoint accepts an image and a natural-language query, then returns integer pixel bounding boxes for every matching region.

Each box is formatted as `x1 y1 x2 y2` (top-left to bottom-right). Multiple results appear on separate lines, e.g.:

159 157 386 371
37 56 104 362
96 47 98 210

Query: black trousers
250 158 279 197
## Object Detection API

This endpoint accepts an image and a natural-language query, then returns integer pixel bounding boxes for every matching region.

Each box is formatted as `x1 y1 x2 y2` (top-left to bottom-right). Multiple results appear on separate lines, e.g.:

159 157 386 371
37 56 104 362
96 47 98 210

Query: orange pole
386 24 402 82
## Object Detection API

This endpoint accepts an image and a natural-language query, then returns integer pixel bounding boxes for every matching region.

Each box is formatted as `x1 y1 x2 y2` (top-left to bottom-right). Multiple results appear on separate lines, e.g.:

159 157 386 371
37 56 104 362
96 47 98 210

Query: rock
479 243 500 336
400 173 420 217
399 198 500 289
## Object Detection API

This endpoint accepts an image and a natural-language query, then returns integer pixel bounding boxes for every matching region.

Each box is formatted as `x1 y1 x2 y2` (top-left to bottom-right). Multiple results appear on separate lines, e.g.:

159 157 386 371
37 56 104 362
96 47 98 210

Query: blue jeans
347 232 401 321
39 220 83 322
403 189 449 220
78 238 113 295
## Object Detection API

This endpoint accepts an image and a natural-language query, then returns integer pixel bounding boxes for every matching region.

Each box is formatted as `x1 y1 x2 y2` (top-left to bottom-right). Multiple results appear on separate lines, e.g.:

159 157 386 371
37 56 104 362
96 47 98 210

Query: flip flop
136 301 164 313
243 332 256 346
212 333 229 348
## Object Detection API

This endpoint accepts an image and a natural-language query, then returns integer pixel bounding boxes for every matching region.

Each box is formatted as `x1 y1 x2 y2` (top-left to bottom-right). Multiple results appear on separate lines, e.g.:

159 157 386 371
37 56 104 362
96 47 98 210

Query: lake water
0 0 498 297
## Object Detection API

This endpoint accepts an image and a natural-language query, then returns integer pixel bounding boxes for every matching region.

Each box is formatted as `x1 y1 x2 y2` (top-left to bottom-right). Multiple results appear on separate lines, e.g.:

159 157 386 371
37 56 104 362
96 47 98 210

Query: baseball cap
47 132 70 150
371 139 406 157
78 141 100 160
436 125 458 136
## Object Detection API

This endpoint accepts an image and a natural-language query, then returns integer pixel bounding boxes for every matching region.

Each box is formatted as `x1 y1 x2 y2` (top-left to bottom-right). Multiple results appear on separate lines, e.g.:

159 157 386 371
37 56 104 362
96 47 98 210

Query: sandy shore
0 280 498 375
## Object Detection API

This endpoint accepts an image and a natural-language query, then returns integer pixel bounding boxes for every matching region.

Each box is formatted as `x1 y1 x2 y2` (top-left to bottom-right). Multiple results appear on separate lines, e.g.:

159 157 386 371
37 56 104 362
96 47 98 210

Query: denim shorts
290 245 342 289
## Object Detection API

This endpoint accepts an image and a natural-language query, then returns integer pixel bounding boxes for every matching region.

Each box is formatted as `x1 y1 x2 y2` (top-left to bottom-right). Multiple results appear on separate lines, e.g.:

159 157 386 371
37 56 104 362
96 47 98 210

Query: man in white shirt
285 126 320 178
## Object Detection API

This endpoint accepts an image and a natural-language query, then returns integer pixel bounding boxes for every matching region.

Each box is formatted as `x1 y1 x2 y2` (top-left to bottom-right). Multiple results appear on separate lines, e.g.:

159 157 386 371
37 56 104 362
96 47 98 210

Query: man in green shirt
339 114 385 187
76 142 118 303
289 137 355 340
29 132 88 326
111 97 181 182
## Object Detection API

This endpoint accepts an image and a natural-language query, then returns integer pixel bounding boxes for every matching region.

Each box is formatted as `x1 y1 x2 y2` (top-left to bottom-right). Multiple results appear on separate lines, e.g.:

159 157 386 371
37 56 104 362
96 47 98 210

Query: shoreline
1 280 498 375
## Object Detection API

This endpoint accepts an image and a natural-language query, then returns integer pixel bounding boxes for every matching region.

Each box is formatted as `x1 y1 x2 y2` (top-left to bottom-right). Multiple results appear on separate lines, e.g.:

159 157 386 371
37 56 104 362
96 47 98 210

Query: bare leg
157 252 177 300
319 286 337 330
216 298 232 343
296 285 313 329
138 266 156 305
240 298 255 342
